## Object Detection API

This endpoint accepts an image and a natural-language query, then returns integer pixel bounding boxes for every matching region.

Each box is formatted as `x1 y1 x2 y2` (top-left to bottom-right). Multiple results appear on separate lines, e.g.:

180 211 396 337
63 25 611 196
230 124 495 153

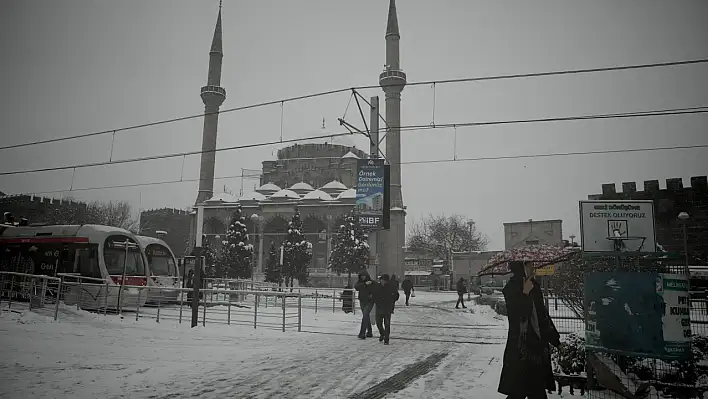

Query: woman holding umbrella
498 261 561 399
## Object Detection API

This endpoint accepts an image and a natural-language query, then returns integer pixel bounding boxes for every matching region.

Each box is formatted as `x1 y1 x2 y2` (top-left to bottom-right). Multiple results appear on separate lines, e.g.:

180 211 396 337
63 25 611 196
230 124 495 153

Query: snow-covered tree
329 210 370 282
216 205 254 279
282 209 312 288
264 242 283 285
197 235 218 278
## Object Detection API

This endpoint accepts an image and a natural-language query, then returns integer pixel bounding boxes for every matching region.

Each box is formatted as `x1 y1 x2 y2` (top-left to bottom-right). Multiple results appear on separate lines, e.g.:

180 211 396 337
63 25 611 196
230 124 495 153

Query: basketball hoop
605 236 647 252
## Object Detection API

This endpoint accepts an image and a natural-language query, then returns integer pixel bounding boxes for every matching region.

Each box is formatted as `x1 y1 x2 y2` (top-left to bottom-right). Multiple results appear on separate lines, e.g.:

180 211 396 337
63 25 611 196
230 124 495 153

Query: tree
329 210 369 283
282 209 312 288
216 205 254 279
264 242 283 285
407 214 488 269
46 199 139 232
194 235 219 278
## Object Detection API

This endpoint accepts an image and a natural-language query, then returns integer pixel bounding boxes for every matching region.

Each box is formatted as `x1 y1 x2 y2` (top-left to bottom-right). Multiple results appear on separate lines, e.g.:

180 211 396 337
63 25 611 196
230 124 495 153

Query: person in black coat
401 277 414 305
374 274 399 345
498 262 560 399
390 274 400 313
455 277 467 309
354 271 375 339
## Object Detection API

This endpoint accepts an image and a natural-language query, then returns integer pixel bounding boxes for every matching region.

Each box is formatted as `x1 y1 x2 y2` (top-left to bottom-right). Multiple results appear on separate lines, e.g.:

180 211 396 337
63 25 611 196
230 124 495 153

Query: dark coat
374 280 399 315
354 272 375 306
401 279 413 293
498 276 560 397
456 279 467 294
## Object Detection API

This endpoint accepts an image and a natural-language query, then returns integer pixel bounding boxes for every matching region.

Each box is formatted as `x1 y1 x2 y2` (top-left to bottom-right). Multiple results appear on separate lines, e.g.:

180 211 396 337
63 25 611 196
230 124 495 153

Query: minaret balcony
200 85 227 107
379 69 407 91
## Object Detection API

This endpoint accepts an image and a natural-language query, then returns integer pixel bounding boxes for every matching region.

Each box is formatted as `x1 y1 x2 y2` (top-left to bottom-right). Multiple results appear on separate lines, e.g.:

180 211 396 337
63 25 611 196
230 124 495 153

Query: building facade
504 219 564 249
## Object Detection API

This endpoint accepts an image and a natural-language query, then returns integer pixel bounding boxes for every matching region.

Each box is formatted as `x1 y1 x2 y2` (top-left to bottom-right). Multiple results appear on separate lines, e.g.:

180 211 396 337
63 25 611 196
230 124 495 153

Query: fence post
298 294 302 332
333 289 336 313
77 278 83 311
282 292 286 332
315 290 318 314
53 279 63 321
254 293 259 329
40 279 48 308
135 288 142 321
227 297 231 326
8 275 15 309
28 277 35 311
201 291 206 327
178 288 184 323
156 293 161 324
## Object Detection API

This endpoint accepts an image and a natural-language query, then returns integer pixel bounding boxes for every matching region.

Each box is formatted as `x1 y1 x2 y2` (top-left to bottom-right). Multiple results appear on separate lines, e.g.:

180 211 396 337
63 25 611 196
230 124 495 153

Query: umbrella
478 244 579 276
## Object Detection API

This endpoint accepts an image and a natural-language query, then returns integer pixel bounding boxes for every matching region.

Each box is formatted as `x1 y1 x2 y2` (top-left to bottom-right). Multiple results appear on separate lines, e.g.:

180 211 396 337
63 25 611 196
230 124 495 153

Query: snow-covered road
0 291 526 398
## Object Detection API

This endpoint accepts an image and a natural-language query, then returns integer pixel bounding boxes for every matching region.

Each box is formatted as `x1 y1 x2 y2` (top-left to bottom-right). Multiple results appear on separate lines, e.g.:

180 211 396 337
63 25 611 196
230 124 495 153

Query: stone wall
0 194 88 224
588 176 707 264
140 208 192 257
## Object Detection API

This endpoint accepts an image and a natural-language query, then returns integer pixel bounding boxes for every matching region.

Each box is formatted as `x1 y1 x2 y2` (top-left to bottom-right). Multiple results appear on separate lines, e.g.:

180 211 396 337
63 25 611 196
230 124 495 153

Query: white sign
579 200 656 253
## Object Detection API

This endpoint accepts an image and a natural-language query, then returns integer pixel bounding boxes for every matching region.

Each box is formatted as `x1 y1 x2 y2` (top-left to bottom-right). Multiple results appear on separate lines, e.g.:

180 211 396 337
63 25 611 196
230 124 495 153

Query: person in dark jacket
455 277 467 309
390 274 400 313
341 284 354 314
401 277 414 305
498 262 560 399
374 274 399 344
354 271 375 339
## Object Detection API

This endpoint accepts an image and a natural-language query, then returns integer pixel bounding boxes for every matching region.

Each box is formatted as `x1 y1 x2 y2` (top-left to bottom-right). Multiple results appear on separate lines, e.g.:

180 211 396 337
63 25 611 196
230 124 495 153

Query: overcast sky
0 0 706 249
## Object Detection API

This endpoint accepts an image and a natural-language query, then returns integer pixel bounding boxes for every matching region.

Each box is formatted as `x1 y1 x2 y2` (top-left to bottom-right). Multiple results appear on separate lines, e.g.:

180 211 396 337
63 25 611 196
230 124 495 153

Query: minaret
195 4 227 205
378 0 407 278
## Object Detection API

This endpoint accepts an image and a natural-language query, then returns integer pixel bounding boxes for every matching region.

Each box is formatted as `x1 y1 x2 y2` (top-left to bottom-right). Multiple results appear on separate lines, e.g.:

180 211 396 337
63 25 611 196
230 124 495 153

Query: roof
238 191 267 202
337 188 356 200
289 182 315 192
302 189 334 201
206 193 238 203
321 180 348 191
342 151 359 160
256 183 281 193
270 189 300 200
210 8 222 54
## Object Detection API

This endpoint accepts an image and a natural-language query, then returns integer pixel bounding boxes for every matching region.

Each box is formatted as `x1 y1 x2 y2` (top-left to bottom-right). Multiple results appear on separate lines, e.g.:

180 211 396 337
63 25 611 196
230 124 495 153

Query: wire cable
1 105 705 178
1 58 706 152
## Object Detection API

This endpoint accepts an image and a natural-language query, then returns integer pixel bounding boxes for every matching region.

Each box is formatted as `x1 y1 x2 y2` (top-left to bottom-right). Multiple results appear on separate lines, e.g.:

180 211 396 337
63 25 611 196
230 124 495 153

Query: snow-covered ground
1 290 572 398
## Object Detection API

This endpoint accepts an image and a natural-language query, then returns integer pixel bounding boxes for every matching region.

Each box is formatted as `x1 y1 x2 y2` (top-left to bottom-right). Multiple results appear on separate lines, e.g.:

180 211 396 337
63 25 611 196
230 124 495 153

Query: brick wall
0 194 88 224
588 176 707 264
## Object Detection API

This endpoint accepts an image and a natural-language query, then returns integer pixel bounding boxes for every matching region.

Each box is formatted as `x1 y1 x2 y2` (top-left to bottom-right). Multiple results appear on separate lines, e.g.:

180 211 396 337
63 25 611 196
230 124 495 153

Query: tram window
77 245 101 279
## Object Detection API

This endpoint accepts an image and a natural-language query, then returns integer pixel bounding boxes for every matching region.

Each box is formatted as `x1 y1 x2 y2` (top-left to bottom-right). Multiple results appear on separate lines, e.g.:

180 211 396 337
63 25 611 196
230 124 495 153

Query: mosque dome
302 189 334 202
270 189 300 200
238 191 266 202
255 183 281 195
336 188 357 201
205 193 238 203
289 182 315 195
320 180 348 195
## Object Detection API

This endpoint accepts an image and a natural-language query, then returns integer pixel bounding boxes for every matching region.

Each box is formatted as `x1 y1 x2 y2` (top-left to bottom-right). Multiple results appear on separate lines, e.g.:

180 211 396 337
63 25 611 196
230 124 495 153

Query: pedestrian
455 277 467 309
374 274 399 345
354 271 375 339
341 283 354 314
391 274 400 313
498 261 560 399
401 277 414 305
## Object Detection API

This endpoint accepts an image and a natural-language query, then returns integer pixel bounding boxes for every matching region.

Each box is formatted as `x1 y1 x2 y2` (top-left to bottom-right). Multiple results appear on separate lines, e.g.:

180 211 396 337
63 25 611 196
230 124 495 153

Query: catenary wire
1 105 706 178
1 58 706 152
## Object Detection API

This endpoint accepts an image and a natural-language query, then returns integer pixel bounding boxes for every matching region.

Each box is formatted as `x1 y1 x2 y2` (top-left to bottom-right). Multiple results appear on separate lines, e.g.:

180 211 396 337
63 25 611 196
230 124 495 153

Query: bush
551 333 708 395
474 295 507 316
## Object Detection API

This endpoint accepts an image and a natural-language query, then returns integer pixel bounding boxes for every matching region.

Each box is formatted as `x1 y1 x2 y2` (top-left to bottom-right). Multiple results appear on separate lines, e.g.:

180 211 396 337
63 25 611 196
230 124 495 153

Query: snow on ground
0 290 568 398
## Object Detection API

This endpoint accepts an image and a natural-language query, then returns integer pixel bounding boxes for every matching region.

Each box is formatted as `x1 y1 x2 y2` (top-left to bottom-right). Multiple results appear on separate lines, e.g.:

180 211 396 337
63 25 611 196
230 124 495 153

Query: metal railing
0 271 63 320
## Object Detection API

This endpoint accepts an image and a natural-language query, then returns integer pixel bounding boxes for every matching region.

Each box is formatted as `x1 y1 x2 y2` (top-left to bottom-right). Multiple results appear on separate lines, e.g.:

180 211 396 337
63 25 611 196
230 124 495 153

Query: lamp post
678 212 690 273
467 220 474 300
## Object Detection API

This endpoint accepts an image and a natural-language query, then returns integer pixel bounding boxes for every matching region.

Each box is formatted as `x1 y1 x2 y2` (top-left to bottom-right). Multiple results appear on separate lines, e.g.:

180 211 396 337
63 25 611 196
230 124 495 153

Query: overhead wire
14 107 708 195
1 58 706 152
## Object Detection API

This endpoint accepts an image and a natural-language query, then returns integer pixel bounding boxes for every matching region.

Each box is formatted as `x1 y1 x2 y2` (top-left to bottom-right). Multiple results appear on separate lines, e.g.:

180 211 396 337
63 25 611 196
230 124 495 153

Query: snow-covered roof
321 180 347 191
270 189 300 200
289 182 314 193
337 188 356 200
238 191 267 202
205 193 238 203
255 183 281 194
301 189 334 201
341 151 359 160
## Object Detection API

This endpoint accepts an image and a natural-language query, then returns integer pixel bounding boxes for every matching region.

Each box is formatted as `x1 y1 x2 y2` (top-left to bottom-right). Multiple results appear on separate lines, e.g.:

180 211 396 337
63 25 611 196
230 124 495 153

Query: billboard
585 272 691 360
356 159 386 229
579 200 656 253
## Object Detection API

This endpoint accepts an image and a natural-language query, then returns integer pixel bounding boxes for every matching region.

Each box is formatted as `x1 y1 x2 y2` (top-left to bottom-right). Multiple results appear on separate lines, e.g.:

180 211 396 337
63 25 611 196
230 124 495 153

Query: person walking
498 262 560 399
354 271 375 339
390 274 400 314
401 277 414 305
455 277 467 309
374 274 399 345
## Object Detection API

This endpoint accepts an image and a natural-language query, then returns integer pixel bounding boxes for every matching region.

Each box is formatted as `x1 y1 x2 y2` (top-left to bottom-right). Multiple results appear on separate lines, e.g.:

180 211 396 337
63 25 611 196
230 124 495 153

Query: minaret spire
195 4 227 205
378 0 407 280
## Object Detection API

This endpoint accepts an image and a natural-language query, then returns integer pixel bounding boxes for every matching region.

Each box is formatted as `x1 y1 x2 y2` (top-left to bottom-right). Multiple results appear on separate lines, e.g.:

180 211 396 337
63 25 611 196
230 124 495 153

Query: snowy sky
0 0 706 250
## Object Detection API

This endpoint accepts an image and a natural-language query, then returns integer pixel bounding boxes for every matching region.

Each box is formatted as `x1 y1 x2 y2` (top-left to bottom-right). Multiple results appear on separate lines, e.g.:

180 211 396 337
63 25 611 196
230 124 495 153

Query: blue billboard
585 272 691 360
356 159 385 229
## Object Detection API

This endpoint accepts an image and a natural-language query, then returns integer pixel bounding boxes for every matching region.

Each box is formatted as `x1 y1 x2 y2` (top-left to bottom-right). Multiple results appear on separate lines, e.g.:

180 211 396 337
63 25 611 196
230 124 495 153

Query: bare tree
407 214 488 270
46 199 139 232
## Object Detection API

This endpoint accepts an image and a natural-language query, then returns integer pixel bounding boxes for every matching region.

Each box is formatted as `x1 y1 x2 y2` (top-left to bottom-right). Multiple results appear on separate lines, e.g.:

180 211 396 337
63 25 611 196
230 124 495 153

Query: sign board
585 272 691 360
579 200 656 253
534 264 556 276
356 159 386 229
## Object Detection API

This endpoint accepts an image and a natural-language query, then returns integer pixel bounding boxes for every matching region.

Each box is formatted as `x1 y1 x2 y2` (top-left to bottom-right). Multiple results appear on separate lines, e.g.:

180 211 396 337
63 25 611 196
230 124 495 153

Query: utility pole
192 205 204 328
369 96 380 276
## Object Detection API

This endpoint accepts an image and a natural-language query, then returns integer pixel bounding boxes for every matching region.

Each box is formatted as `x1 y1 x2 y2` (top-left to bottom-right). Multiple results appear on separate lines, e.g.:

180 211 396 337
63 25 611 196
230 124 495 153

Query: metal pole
53 279 63 321
282 293 286 332
257 218 264 276
192 205 205 328
254 293 258 328
135 288 142 321
298 294 302 332
683 223 689 273
116 239 130 314
315 290 318 314
369 96 379 279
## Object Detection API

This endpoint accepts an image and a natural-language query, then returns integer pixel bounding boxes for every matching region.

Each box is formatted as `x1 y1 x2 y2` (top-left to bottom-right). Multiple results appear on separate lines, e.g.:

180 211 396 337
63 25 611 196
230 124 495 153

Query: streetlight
678 212 690 272
467 220 474 300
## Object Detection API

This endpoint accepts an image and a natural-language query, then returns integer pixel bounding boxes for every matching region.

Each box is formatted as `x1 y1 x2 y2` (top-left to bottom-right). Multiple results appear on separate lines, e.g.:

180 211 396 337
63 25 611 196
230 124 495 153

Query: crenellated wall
0 194 88 224
588 175 707 264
